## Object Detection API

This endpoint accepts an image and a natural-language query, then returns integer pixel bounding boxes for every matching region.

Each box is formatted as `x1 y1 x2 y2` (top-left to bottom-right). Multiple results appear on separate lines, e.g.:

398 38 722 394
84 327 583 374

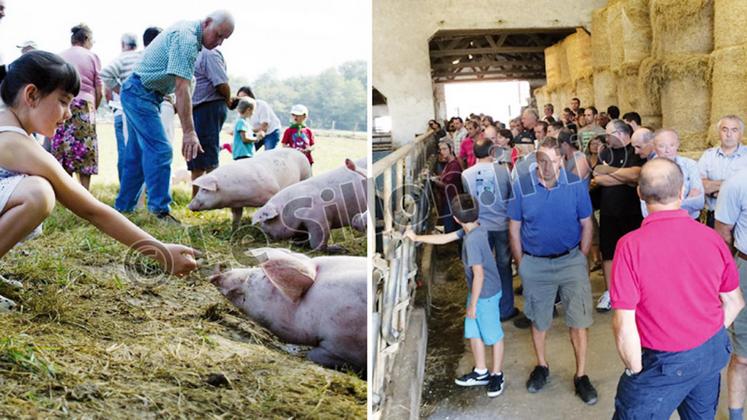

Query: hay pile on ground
714 0 747 49
0 186 367 418
650 0 713 55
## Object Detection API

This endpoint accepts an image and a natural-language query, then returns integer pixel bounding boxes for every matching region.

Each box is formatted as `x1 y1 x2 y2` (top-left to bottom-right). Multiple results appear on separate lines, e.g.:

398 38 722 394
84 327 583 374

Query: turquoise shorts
464 292 504 346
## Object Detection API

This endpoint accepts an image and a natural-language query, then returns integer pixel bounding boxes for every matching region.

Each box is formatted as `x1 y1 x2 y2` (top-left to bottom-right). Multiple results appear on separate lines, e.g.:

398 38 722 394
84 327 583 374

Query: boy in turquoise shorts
405 193 505 397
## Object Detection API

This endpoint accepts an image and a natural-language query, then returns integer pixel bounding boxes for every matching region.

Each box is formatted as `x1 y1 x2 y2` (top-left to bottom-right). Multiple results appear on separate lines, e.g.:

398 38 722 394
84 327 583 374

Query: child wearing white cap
281 104 316 168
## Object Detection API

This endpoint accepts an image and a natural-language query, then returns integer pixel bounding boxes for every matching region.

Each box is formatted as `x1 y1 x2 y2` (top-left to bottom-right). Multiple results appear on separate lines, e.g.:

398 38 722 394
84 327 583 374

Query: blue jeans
114 113 126 185
613 328 731 420
115 75 172 214
487 230 515 318
263 128 280 150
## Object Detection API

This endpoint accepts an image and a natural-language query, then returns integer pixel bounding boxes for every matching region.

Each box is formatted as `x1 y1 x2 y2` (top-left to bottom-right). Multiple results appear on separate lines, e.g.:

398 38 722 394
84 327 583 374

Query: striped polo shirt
134 20 203 95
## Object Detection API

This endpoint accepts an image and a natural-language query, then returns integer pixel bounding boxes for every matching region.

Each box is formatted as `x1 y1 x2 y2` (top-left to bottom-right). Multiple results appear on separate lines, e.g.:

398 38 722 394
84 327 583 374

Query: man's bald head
631 127 655 159
638 158 683 205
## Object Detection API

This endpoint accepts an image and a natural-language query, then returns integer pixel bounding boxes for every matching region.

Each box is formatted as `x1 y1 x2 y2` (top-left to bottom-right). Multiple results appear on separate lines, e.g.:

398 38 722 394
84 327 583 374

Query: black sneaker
513 314 532 329
526 365 549 393
487 372 505 397
455 369 490 387
574 375 598 405
155 212 182 225
500 308 521 322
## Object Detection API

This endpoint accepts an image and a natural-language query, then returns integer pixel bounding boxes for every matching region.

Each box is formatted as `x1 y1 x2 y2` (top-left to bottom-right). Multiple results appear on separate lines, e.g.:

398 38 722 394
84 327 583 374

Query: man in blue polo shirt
508 136 597 405
115 10 235 223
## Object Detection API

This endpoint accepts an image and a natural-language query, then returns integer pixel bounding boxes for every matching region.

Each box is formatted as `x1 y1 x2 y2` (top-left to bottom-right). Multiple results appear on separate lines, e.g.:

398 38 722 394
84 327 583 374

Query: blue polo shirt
507 168 593 256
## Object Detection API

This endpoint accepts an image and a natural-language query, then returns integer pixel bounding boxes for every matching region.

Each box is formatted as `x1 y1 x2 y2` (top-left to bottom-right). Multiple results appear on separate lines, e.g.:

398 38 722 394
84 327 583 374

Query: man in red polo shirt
610 158 744 419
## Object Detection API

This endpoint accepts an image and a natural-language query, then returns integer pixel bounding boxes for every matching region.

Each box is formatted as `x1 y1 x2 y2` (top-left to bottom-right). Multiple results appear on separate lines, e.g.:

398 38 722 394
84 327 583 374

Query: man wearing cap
508 136 598 405
699 115 747 228
114 11 234 223
101 33 142 184
612 158 743 420
188 46 235 197
282 104 316 168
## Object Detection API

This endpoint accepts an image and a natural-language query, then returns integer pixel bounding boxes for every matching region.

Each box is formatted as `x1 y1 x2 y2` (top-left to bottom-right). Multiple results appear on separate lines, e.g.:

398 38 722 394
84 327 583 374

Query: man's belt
524 246 577 259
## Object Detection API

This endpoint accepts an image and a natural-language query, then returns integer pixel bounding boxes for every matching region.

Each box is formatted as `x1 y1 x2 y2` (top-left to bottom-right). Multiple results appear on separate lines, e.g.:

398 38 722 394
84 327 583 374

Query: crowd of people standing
420 97 747 418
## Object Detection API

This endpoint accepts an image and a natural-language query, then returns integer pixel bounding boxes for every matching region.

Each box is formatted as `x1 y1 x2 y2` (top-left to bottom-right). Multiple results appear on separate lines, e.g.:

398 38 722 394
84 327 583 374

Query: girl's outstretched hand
160 244 201 276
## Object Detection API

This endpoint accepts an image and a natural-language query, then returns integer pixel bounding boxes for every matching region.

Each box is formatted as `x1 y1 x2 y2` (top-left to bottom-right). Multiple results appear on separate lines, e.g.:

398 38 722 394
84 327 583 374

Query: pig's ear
253 205 279 223
192 175 218 192
259 253 317 303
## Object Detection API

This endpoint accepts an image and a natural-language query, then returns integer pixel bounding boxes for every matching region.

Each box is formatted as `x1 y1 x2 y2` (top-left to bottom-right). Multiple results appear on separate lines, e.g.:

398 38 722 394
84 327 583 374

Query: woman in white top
0 51 199 308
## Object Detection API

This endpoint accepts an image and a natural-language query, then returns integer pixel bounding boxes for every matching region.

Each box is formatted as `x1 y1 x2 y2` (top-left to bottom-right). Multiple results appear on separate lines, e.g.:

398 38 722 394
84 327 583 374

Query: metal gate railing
370 130 435 418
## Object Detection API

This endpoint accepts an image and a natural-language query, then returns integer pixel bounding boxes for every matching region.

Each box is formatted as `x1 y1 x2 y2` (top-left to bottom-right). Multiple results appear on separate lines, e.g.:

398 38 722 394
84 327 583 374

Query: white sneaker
596 290 611 313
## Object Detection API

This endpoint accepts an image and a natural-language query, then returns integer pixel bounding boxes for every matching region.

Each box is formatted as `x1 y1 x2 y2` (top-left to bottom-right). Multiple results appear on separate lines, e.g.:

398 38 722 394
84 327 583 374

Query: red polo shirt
610 209 739 352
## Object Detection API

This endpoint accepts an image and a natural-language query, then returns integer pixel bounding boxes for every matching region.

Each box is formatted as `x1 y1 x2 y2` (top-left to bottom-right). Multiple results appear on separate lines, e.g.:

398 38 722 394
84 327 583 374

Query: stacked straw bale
545 44 562 89
650 0 713 55
574 77 594 108
534 86 549 110
591 8 611 69
642 55 711 151
566 29 593 82
709 45 747 145
714 0 747 49
644 0 713 151
593 69 617 112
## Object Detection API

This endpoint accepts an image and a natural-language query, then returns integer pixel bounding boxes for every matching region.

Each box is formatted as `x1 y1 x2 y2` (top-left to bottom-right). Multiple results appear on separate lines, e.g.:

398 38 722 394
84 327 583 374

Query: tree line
228 60 367 132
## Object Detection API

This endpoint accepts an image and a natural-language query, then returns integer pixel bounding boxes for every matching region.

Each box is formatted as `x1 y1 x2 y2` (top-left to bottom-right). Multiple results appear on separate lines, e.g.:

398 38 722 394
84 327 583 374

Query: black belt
524 246 577 259
737 251 747 261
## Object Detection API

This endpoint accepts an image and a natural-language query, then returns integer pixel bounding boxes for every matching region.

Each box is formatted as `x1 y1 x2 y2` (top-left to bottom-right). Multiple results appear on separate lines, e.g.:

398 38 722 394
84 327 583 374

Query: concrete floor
419 244 732 420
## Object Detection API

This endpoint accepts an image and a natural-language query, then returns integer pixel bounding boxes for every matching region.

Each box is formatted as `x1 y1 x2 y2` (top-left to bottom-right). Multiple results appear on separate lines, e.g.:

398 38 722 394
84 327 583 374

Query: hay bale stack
642 115 663 129
709 44 747 144
714 0 747 49
566 29 593 82
544 44 562 89
650 0 713 56
557 41 571 86
591 8 611 69
534 86 550 109
607 2 626 71
615 64 660 116
593 69 618 111
643 54 711 151
574 76 594 107
621 0 652 65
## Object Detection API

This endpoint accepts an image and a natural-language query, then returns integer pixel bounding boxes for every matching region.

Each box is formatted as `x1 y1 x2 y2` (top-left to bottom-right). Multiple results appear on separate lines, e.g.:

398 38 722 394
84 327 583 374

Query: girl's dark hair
237 86 255 99
71 23 93 46
1 50 80 106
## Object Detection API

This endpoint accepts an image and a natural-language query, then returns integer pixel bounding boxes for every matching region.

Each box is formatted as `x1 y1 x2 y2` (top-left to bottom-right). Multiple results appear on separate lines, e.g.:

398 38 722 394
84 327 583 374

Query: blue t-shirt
233 118 254 159
457 225 502 299
507 168 592 256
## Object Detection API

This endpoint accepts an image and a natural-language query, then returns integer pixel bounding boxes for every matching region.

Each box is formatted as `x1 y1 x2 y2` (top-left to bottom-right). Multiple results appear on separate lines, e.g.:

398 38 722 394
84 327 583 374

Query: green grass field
0 124 368 418
92 123 367 186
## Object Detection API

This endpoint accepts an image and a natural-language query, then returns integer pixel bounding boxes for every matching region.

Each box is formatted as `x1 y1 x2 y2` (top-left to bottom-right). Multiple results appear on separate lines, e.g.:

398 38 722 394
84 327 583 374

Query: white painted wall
373 0 608 146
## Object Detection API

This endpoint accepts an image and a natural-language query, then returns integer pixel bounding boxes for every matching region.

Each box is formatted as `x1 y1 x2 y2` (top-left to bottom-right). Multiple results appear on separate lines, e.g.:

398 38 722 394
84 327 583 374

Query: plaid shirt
134 20 203 95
